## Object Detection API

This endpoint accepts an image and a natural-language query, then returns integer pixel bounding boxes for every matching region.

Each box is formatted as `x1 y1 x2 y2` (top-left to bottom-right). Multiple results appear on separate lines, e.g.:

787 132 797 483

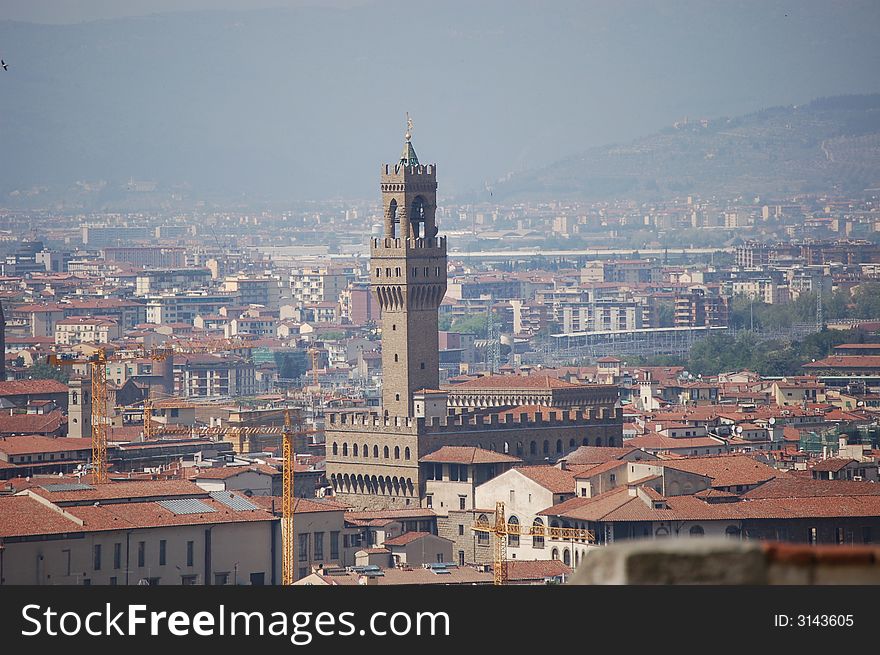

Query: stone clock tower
371 122 447 417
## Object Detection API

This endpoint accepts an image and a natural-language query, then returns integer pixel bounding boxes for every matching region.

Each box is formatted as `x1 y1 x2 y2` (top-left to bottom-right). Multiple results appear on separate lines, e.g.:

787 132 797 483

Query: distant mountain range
478 95 880 202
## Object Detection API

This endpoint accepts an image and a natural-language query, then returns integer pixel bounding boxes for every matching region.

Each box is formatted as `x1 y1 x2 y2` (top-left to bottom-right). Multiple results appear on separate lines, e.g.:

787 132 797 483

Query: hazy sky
0 1 368 24
1 0 878 203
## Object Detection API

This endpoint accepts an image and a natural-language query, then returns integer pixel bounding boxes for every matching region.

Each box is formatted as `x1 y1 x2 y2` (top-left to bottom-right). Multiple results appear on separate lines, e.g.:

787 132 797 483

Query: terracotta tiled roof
514 465 579 494
0 436 93 456
809 458 858 472
420 446 521 465
27 479 206 505
659 455 780 487
803 356 880 369
0 410 65 435
0 380 68 396
448 374 580 391
571 460 627 478
383 531 441 547
248 496 349 514
562 446 647 464
191 464 280 480
625 434 725 450
743 477 880 499
506 559 572 581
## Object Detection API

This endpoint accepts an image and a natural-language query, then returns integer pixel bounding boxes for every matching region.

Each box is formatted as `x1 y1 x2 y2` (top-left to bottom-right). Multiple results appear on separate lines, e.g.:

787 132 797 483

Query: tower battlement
382 163 436 178
327 407 623 433
371 235 447 254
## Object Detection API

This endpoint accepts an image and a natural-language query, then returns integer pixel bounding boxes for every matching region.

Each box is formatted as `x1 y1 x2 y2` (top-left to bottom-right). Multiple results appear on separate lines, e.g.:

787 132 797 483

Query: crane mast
281 407 295 585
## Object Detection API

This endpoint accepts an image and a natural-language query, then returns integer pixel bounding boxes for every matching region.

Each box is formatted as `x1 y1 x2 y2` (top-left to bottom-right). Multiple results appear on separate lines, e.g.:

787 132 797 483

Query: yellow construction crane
281 407 295 585
49 350 111 483
473 502 595 585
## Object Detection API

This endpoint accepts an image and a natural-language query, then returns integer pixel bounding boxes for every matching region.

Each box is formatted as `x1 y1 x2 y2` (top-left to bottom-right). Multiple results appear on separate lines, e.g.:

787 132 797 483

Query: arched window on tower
388 198 398 237
410 196 426 238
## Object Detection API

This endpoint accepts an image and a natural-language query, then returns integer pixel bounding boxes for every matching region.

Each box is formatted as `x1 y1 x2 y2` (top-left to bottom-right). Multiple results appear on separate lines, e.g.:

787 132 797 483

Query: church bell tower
371 118 447 417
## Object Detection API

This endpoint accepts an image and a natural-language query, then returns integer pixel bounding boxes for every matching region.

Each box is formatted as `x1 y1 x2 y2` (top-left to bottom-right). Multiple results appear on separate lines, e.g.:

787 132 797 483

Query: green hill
485 95 880 201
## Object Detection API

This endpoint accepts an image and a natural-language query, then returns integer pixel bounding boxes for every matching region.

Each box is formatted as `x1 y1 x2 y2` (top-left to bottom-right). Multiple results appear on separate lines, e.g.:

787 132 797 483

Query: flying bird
1 60 7 71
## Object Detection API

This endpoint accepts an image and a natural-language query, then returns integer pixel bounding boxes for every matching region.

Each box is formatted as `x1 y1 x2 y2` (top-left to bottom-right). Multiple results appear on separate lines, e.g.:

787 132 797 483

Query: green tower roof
399 139 419 167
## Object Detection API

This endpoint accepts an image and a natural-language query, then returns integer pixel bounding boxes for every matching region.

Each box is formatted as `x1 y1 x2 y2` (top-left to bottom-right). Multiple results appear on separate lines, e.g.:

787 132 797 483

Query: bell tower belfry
371 117 447 417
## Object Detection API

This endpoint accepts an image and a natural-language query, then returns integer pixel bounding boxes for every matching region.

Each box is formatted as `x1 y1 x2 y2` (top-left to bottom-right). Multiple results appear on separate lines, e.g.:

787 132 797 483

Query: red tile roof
0 436 93 456
562 446 648 464
0 410 65 435
420 446 521 465
383 531 440 547
809 458 858 472
449 374 581 391
506 559 573 581
514 465 579 494
660 455 781 487
0 380 68 396
743 477 880 499
803 356 880 369
27 479 206 505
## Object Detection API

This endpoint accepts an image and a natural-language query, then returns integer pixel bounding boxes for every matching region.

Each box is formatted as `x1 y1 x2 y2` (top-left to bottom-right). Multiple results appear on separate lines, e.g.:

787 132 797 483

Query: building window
508 516 520 547
299 533 309 562
404 447 411 460
138 542 146 567
384 446 390 458
477 515 489 546
93 544 102 571
159 540 167 566
808 527 818 545
363 444 368 458
114 543 122 570
186 541 194 567
394 446 400 459
458 551 465 566
332 442 338 455
181 575 198 585
314 532 324 561
420 362 425 369
426 495 433 509
533 519 545 549
543 440 549 454
551 548 559 561
298 567 308 580
689 525 704 537
215 573 229 585
563 549 571 566
373 445 379 458
394 354 398 362
458 524 465 536
342 443 348 456
353 444 359 457
330 532 340 560
459 496 467 510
